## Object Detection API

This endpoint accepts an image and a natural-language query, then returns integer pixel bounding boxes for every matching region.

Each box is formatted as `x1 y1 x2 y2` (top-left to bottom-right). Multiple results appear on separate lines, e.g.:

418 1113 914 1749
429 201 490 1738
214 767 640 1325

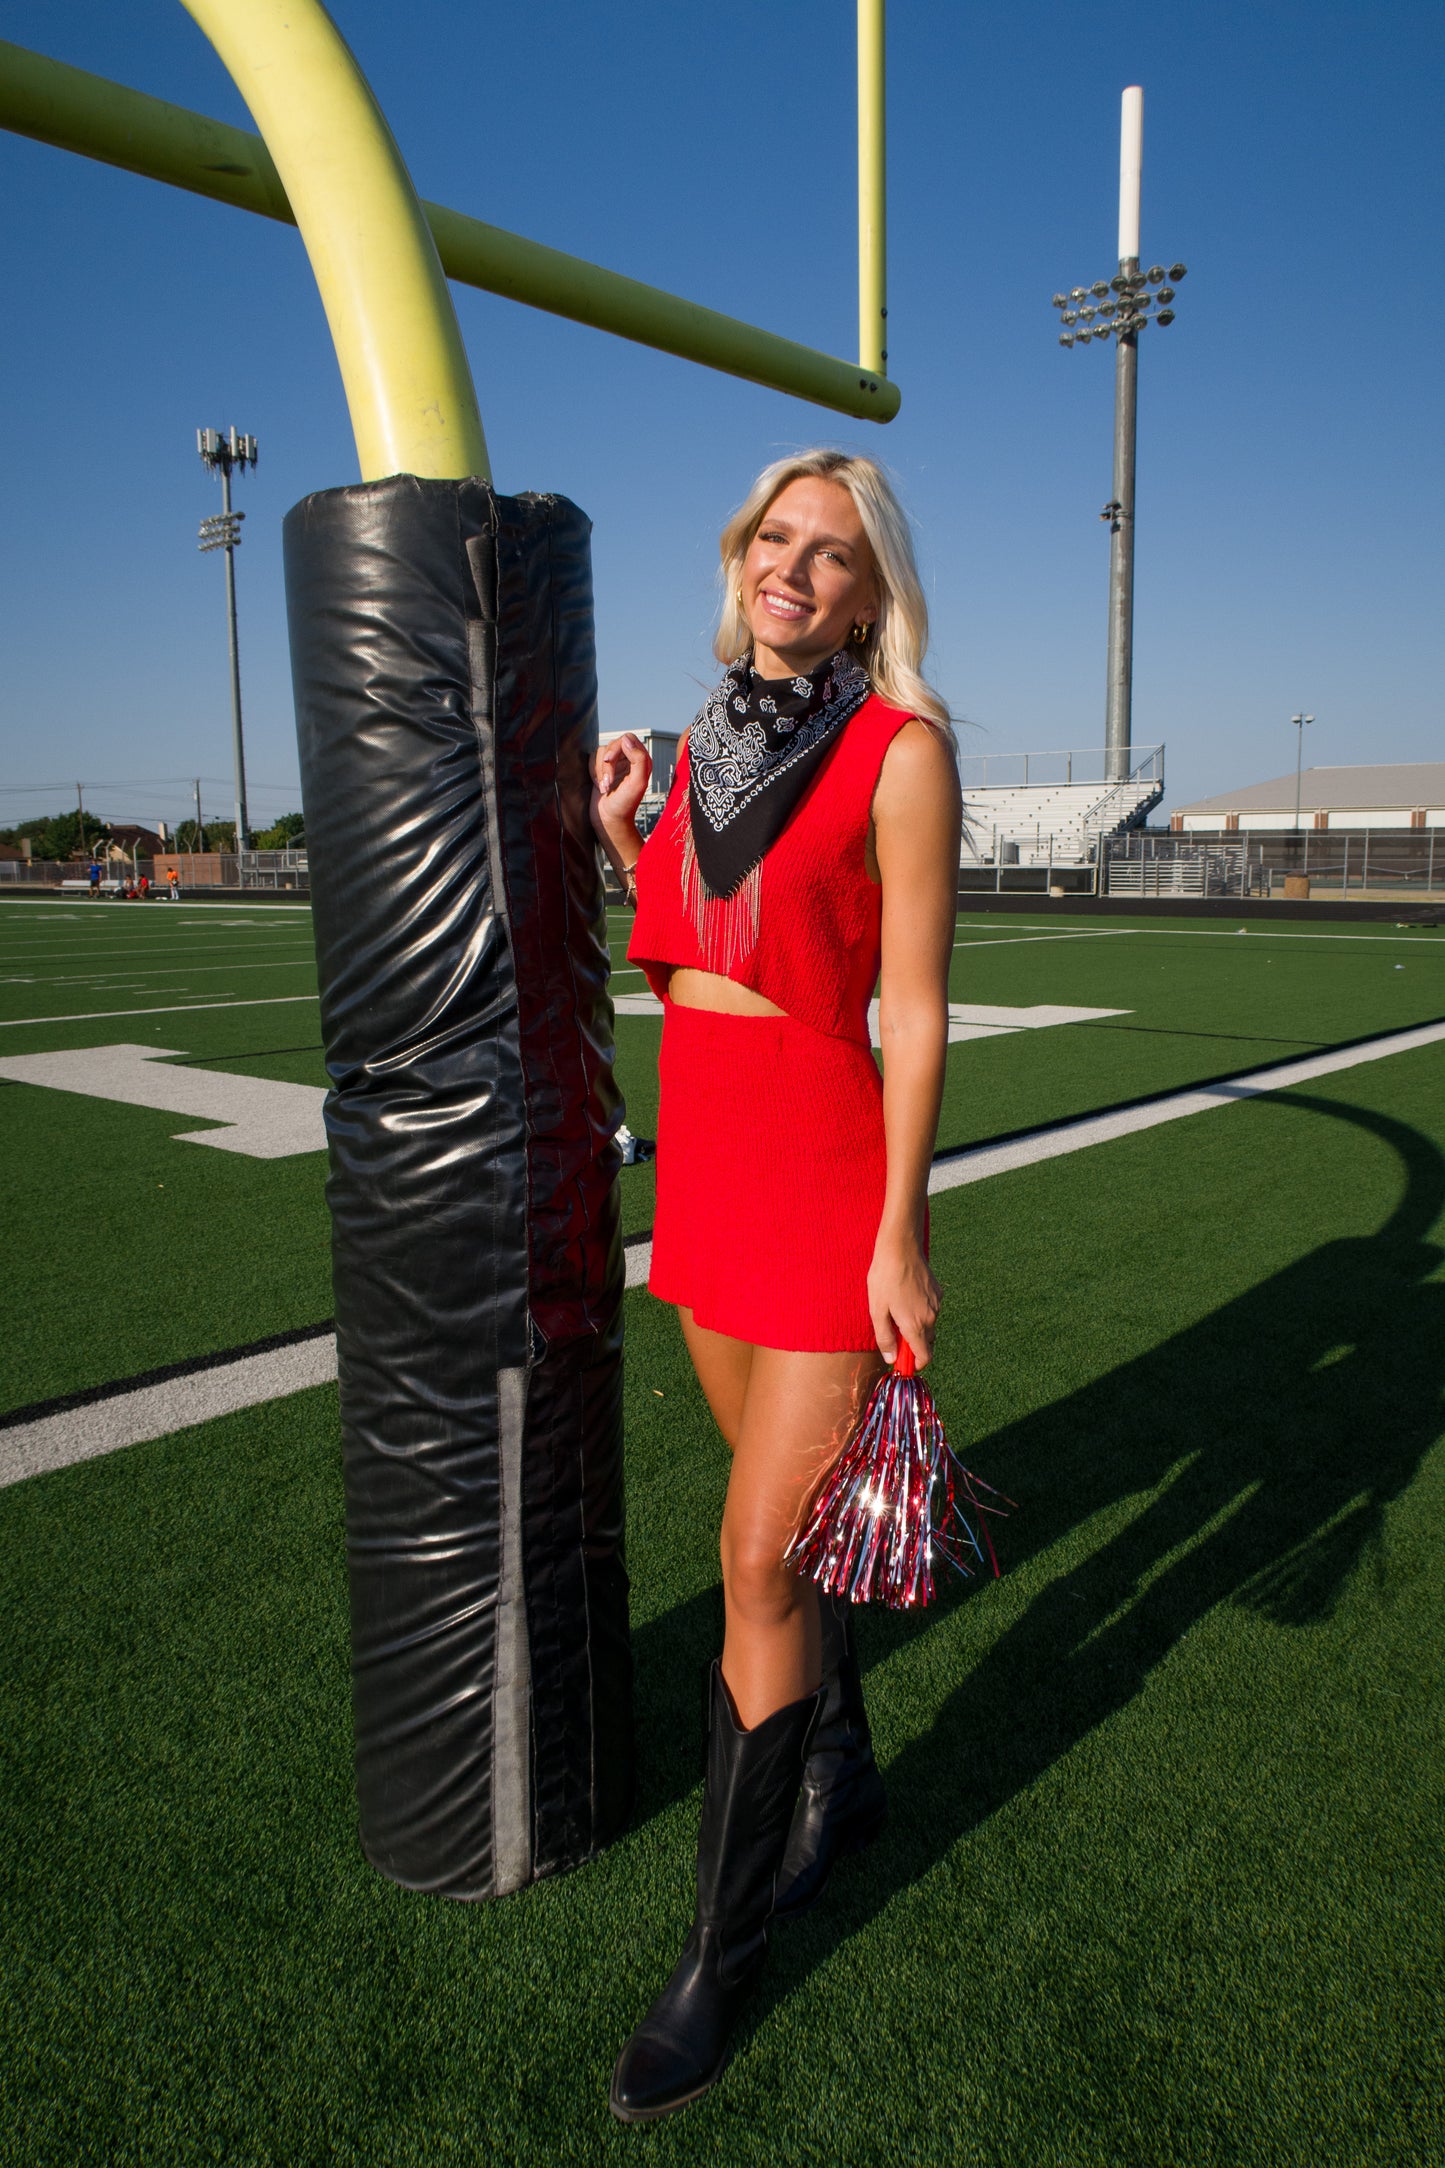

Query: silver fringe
679 793 762 975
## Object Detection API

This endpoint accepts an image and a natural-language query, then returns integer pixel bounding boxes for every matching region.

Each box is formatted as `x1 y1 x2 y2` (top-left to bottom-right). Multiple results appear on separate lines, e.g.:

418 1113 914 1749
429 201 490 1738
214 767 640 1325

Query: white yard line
0 1337 338 1488
17 960 316 986
0 941 313 964
7 1015 1441 1485
0 994 319 1028
926 1017 1445 1192
960 919 1445 947
952 930 1138 950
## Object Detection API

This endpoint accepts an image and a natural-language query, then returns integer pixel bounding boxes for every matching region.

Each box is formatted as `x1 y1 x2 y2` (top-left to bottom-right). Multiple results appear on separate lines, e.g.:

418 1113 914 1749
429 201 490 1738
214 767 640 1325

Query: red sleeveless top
628 693 915 1047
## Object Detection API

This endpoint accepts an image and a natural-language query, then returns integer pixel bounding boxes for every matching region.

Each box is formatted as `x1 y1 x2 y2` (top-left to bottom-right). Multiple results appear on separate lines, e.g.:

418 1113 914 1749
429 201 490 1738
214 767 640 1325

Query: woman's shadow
661 1091 1445 2001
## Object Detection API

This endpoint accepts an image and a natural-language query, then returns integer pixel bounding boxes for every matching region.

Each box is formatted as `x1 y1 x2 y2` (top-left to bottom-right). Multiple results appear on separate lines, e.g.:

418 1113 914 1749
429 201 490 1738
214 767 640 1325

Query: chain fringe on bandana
678 792 763 974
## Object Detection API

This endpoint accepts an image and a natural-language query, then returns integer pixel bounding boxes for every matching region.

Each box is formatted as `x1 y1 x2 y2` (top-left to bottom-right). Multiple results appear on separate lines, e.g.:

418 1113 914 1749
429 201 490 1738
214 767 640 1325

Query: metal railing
0 851 310 893
958 744 1164 792
238 848 309 890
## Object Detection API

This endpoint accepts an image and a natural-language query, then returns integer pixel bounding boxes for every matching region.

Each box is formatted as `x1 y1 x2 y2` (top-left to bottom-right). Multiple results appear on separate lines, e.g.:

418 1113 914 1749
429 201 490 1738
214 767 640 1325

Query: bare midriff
666 967 786 1017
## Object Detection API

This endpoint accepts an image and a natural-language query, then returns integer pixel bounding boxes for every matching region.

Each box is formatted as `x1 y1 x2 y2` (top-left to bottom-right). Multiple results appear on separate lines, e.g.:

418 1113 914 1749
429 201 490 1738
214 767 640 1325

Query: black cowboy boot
609 1664 819 2123
772 1593 886 1921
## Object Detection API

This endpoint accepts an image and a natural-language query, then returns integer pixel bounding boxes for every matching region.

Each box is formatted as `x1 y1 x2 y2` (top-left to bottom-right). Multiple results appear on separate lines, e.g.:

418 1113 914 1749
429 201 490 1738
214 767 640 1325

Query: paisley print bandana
686 648 870 899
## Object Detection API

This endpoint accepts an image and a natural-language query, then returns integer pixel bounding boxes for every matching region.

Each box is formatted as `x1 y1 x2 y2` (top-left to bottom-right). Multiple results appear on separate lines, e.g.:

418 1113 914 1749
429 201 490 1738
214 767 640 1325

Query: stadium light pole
1051 88 1186 784
196 425 257 877
1292 713 1315 830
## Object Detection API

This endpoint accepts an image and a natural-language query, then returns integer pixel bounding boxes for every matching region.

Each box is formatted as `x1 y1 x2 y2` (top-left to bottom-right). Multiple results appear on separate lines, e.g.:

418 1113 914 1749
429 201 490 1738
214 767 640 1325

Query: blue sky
1 0 1440 836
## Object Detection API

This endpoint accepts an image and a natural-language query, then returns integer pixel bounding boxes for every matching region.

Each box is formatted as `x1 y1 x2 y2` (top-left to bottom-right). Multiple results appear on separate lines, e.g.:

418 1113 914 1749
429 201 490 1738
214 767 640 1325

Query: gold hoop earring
736 586 745 613
852 619 871 644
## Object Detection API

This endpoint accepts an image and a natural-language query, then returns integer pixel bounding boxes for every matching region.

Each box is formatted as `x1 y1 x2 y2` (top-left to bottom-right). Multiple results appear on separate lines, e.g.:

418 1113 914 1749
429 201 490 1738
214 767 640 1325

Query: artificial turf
1 952 1441 2161
5 898 1444 1411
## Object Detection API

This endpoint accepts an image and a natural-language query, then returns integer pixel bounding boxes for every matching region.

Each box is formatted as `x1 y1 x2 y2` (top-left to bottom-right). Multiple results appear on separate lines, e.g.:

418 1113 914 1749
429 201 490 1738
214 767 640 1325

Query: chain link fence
0 850 309 894
1104 831 1443 900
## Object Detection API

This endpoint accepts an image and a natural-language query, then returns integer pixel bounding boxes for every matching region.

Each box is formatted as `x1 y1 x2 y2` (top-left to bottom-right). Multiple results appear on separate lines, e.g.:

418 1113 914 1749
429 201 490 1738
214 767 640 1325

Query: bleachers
960 746 1165 865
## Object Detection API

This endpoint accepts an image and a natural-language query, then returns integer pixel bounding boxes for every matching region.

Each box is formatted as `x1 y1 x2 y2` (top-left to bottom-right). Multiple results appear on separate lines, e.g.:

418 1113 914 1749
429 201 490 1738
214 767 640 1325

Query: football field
2 894 1442 2163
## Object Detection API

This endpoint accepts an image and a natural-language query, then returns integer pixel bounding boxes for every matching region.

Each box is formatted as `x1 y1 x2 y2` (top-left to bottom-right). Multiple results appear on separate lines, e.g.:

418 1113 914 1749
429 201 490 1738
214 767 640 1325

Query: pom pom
784 1344 1010 1609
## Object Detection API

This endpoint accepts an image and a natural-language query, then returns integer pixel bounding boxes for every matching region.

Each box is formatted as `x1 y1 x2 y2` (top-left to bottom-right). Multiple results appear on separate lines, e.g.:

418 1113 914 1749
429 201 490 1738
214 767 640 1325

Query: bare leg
678 1307 753 1450
719 1347 882 1728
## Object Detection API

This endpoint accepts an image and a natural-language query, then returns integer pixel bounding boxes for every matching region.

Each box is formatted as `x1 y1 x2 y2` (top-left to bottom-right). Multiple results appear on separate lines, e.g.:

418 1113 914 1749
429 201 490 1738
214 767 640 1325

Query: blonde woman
592 450 961 2121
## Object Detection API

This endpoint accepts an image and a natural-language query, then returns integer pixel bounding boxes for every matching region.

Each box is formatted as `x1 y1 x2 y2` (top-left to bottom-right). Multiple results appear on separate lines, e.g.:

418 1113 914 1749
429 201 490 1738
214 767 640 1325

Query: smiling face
738 475 880 680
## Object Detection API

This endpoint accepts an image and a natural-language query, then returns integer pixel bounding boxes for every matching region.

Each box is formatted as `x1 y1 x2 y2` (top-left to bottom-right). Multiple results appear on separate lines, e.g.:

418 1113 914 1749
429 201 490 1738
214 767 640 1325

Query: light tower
1051 88 1186 784
1291 713 1315 830
196 425 258 868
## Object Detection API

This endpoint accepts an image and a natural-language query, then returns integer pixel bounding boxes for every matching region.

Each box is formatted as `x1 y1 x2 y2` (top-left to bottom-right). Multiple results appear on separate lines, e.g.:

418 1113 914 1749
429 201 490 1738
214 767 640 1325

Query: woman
591 449 961 2122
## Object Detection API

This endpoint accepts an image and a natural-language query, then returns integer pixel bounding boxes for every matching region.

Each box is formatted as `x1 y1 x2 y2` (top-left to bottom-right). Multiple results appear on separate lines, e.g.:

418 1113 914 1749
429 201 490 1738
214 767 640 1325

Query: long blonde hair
714 449 952 732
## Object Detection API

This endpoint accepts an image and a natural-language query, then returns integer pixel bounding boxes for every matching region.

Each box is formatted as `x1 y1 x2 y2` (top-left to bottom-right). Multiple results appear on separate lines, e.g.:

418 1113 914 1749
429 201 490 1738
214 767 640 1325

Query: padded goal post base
284 476 632 1899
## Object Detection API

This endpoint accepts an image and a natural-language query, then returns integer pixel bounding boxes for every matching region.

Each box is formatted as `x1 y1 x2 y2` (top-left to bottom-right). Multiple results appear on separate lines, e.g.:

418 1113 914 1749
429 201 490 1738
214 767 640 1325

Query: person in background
167 866 180 902
87 859 101 897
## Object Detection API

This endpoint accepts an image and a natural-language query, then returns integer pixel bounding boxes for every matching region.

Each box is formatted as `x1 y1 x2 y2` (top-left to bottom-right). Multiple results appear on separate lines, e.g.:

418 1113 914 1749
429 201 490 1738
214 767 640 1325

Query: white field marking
611 991 1130 1046
8 1017 1443 1480
0 1336 338 1489
0 940 314 964
35 959 317 984
958 919 1445 947
952 930 1139 949
0 1043 326 1157
0 993 319 1028
927 1017 1445 1193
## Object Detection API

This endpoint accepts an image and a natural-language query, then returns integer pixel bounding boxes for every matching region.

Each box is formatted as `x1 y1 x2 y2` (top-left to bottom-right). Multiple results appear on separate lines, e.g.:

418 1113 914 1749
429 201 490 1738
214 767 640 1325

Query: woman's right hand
590 732 652 857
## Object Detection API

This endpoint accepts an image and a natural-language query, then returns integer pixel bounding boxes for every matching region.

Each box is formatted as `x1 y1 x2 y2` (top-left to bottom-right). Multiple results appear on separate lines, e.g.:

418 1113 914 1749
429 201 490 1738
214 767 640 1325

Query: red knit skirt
648 999 886 1352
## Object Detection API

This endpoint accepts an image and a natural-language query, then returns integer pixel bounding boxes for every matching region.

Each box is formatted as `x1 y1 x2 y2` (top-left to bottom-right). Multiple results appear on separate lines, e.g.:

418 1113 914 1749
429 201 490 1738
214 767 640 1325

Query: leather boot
609 1664 819 2123
772 1594 886 1921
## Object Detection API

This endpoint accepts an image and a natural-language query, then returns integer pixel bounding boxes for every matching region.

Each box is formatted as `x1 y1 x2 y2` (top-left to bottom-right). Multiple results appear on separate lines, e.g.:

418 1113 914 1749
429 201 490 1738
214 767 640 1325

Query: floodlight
1158 286 1175 304
1079 329 1093 343
1169 263 1187 280
1052 293 1067 309
1059 334 1075 347
1147 264 1165 283
1091 280 1110 298
1071 287 1087 301
1156 308 1175 325
1080 306 1096 322
1062 311 1078 325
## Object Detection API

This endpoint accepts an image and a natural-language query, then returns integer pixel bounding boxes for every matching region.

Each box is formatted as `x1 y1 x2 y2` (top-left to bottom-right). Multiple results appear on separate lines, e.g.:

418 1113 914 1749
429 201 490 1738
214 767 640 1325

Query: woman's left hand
867 1229 941 1368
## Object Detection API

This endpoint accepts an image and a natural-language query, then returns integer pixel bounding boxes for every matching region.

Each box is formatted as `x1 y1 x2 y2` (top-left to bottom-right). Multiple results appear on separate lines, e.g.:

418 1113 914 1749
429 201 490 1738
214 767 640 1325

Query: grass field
2 894 1443 2164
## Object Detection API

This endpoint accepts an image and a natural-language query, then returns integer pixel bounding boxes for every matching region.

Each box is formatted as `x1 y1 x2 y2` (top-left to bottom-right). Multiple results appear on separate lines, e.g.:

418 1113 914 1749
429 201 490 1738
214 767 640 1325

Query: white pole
1105 85 1144 782
1119 86 1143 262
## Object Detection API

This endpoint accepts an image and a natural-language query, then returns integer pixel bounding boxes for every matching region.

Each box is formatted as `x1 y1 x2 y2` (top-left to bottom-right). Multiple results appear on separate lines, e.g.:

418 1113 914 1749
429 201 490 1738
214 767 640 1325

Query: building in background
635 729 681 832
1171 764 1445 835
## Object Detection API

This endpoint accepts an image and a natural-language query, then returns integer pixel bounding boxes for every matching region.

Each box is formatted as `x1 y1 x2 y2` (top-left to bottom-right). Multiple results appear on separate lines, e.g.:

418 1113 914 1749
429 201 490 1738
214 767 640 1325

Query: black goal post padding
283 476 632 1899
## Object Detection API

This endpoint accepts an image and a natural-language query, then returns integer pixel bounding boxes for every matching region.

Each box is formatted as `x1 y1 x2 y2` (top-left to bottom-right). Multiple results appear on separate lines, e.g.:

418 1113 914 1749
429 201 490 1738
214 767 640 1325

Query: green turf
5 900 1445 1408
935 916 1445 1151
1 1037 1441 2162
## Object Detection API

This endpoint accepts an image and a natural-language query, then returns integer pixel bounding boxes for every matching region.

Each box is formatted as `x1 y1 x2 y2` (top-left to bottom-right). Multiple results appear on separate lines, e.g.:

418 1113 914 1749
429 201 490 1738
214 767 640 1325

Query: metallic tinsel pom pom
784 1349 1009 1609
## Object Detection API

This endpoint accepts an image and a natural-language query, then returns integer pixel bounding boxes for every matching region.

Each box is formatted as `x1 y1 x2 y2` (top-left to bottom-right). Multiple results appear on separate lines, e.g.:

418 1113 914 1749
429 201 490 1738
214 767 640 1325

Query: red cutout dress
628 693 915 1350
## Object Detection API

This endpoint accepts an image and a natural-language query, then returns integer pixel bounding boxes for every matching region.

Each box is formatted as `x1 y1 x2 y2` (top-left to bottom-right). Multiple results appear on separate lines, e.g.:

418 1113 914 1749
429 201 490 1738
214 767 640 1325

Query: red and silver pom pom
784 1339 1009 1609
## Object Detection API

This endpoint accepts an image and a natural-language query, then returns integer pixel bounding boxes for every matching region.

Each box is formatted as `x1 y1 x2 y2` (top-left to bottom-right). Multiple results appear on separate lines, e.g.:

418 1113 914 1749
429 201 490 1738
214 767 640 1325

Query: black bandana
686 649 870 899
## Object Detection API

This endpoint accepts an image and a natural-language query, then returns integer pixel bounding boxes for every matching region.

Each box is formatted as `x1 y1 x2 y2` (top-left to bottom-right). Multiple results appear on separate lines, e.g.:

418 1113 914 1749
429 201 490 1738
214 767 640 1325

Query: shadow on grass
630 1092 1445 2014
757 1091 1445 2000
